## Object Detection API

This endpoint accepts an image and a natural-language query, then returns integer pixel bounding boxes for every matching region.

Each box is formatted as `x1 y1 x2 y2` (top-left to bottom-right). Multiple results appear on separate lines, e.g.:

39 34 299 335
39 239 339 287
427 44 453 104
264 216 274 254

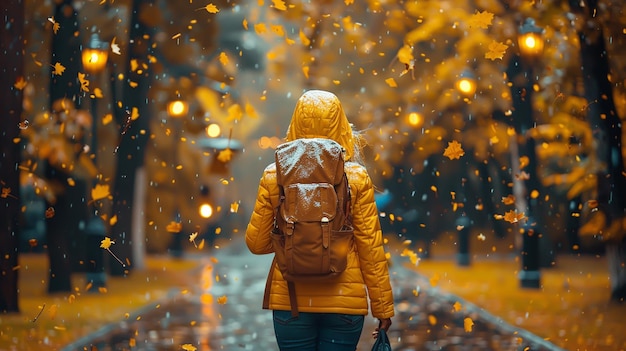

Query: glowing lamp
455 70 477 97
199 203 214 219
206 123 221 138
82 33 109 74
167 100 188 118
518 18 544 60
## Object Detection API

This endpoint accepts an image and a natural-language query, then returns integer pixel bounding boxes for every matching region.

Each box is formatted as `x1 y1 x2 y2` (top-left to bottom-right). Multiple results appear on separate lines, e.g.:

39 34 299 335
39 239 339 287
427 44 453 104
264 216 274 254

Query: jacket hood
285 90 355 161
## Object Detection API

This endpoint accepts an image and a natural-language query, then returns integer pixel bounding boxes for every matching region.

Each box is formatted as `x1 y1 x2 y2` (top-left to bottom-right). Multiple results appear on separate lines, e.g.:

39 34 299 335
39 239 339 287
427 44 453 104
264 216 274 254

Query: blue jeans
273 310 365 351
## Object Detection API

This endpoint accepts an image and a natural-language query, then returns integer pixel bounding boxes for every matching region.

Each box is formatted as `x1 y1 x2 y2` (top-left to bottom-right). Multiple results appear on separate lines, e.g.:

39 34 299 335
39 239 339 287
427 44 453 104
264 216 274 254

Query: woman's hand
372 318 392 338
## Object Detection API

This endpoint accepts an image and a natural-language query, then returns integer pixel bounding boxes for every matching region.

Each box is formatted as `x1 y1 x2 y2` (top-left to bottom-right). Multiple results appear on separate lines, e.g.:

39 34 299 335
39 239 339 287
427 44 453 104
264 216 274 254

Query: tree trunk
0 0 24 313
44 0 86 292
570 0 626 301
109 0 154 276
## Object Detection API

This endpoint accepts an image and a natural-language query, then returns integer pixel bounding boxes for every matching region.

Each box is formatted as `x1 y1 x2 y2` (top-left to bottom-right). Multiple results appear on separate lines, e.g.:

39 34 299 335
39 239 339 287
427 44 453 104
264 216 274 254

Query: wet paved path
63 240 566 351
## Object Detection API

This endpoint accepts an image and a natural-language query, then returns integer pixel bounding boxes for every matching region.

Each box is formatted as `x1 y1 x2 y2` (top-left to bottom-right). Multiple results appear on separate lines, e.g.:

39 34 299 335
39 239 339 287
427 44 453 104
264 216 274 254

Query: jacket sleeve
245 166 276 255
349 165 395 319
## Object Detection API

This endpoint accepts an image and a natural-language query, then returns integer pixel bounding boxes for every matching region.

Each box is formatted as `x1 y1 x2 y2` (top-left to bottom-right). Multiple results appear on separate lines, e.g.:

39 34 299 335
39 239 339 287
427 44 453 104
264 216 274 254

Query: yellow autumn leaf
189 232 198 243
52 62 66 76
254 23 267 35
468 10 493 29
519 156 529 169
100 237 115 249
428 314 437 325
385 78 397 87
199 3 219 13
345 0 354 5
271 0 287 10
218 51 229 66
397 44 414 65
485 40 509 61
166 221 183 233
244 102 258 118
78 72 90 92
302 66 310 79
443 140 465 160
242 19 248 30
217 148 233 163
182 344 197 351
271 24 285 36
130 106 140 120
14 76 27 90
91 184 110 201
198 238 205 249
102 113 113 125
453 301 462 312
501 194 516 205
93 87 104 98
217 295 228 304
464 317 474 332
109 214 118 226
503 210 526 224
230 201 239 213
299 30 311 46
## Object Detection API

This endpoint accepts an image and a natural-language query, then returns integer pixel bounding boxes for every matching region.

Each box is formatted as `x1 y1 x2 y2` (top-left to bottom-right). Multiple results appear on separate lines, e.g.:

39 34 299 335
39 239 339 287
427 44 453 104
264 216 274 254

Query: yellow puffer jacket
245 161 395 319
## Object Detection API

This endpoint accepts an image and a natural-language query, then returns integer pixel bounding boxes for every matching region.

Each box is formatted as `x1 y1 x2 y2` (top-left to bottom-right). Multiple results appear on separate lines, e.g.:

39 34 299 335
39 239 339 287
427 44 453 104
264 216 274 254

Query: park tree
0 0 24 313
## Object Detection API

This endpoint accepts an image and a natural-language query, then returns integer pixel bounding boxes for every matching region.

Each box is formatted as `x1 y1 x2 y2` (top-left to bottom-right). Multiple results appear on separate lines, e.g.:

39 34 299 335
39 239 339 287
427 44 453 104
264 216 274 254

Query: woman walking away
246 90 394 351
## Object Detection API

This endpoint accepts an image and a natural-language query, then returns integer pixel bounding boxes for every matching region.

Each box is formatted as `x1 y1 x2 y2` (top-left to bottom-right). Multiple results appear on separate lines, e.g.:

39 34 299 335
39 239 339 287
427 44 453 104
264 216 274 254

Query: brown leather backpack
264 138 354 316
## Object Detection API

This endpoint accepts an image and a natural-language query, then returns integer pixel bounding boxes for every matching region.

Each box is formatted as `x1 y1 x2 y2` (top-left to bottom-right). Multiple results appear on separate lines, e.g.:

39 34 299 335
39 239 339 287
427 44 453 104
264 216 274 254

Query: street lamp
518 18 545 61
81 32 109 74
81 29 109 290
455 70 477 98
166 98 189 257
512 18 545 289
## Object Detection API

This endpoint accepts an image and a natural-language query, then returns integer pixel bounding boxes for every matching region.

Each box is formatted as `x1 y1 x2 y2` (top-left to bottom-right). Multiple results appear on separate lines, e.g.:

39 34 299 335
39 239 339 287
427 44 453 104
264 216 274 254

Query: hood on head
285 90 355 160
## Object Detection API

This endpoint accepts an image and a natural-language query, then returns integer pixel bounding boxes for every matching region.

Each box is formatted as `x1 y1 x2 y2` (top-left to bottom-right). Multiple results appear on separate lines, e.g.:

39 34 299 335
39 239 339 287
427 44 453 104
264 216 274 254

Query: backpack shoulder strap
262 258 300 317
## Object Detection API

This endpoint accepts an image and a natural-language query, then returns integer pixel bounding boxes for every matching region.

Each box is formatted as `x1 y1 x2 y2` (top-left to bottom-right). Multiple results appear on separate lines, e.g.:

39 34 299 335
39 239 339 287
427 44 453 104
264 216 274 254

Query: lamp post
81 29 109 290
166 98 188 257
511 18 545 289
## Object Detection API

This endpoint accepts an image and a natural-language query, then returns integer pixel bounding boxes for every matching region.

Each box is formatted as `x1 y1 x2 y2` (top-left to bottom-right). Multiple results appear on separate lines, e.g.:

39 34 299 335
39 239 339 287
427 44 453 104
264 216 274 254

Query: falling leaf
271 24 285 37
503 210 526 223
93 87 104 98
78 72 90 92
111 37 121 55
428 314 437 325
443 140 465 160
218 52 229 66
396 44 414 66
48 17 60 34
468 10 493 29
14 76 27 90
28 239 38 248
299 30 311 46
1 187 17 199
110 214 118 226
477 233 486 241
217 148 233 163
167 221 183 233
199 3 219 13
464 317 474 332
271 0 287 10
45 207 55 218
453 301 462 312
429 273 439 287
385 78 398 88
254 23 267 35
18 119 30 129
182 344 197 351
217 295 228 304
501 195 516 205
485 40 508 60
519 156 529 169
52 62 66 76
230 201 239 213
100 237 115 249
91 184 110 201
198 239 205 249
